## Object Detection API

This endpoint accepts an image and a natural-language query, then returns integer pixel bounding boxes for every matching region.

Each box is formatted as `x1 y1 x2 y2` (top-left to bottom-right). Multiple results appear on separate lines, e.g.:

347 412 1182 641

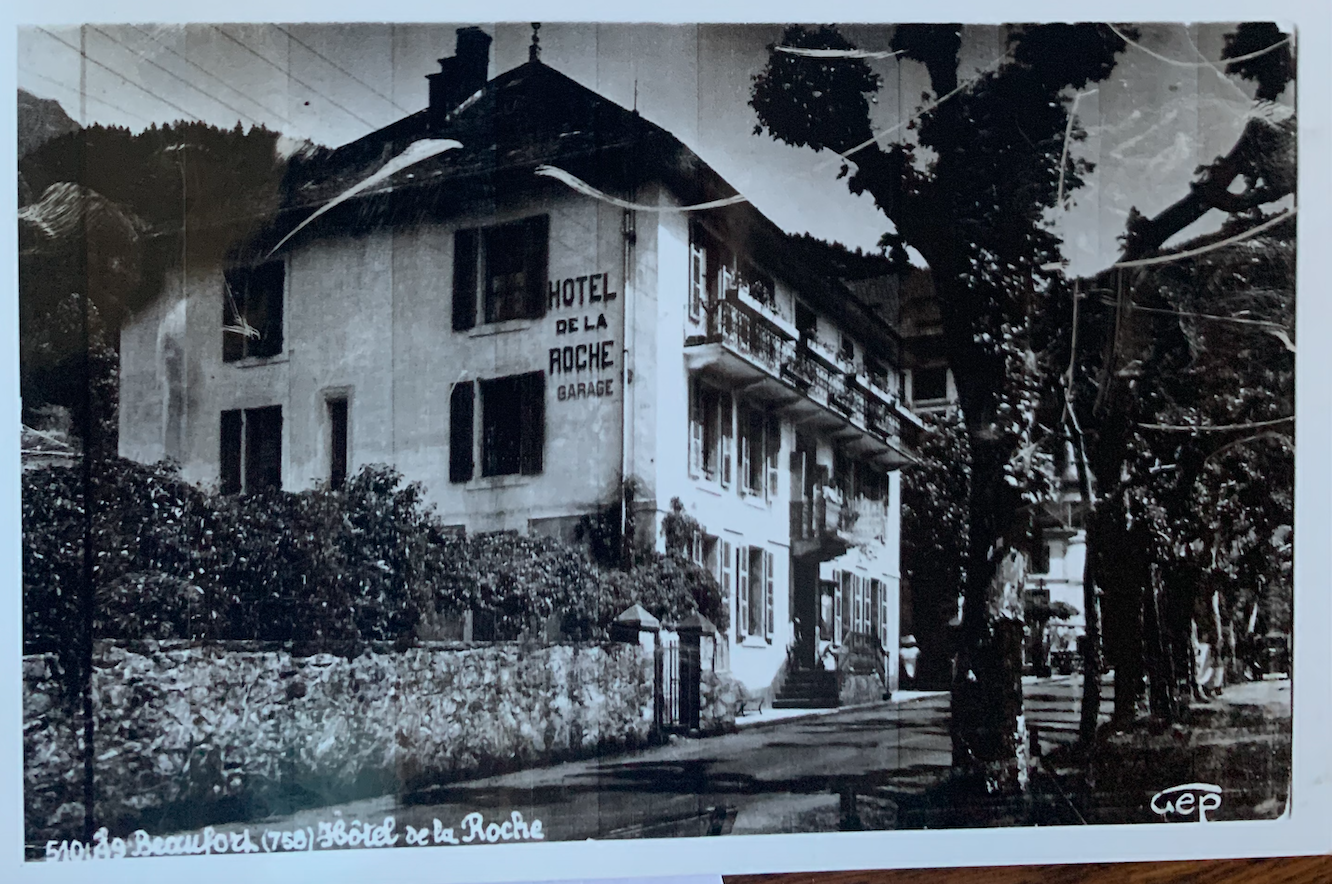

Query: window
859 465 887 502
223 261 284 361
327 397 348 490
452 215 549 330
795 302 817 339
737 401 780 499
1031 538 1051 575
735 545 776 642
913 365 949 402
689 378 732 486
479 371 545 477
220 406 282 493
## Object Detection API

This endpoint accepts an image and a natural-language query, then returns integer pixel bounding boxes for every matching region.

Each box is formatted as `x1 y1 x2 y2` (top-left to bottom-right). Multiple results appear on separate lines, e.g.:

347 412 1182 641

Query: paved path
187 676 1290 844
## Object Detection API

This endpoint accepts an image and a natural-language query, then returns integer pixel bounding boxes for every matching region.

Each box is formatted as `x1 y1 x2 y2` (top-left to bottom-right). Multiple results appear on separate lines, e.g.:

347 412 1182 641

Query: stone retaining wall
24 640 655 844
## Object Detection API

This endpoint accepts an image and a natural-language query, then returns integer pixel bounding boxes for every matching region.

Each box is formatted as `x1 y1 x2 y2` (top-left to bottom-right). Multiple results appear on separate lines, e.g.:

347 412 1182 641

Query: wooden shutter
833 571 842 645
870 578 881 643
452 228 479 331
689 380 703 477
737 545 749 639
766 413 781 500
523 215 550 319
841 573 853 638
721 539 734 637
719 394 733 488
220 409 242 493
765 550 775 640
689 241 706 321
449 382 475 483
738 434 750 496
519 371 545 475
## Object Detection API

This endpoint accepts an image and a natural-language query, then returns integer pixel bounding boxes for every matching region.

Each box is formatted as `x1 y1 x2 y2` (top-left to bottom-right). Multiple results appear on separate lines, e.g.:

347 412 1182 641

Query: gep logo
1150 783 1223 822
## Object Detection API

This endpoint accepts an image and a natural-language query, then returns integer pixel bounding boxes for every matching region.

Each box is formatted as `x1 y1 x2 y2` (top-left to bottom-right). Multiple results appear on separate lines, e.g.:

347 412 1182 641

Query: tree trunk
1078 514 1102 746
949 441 1029 793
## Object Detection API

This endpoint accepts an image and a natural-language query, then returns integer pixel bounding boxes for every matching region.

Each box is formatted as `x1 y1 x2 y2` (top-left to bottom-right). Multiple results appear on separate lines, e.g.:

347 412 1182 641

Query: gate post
612 604 662 734
678 613 717 735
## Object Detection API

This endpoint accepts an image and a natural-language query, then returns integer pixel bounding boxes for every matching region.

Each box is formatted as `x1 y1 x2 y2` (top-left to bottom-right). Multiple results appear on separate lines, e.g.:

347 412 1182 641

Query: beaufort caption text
43 812 544 860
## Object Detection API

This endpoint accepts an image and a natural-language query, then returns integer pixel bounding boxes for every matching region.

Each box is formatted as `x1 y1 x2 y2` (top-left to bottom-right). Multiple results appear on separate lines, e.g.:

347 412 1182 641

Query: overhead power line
34 26 204 123
210 25 380 130
274 24 411 114
88 25 262 129
128 24 295 128
19 65 152 125
1138 415 1293 432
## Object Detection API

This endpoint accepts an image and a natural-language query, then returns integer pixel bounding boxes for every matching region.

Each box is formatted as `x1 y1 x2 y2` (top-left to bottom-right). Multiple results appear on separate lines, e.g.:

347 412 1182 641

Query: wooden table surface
729 855 1332 883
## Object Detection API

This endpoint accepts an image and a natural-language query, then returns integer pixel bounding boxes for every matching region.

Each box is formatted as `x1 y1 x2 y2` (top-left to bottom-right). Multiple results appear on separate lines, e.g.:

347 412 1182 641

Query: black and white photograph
8 7 1328 876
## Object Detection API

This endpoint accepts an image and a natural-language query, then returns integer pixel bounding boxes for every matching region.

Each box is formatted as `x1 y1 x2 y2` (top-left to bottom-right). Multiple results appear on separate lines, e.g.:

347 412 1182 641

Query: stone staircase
772 668 839 709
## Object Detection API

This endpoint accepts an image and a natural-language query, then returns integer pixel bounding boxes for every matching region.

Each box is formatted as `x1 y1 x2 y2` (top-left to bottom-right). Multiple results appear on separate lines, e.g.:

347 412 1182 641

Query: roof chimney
427 27 492 122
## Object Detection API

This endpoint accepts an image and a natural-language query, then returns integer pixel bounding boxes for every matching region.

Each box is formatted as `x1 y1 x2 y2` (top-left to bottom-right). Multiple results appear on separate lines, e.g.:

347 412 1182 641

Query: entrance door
792 559 820 668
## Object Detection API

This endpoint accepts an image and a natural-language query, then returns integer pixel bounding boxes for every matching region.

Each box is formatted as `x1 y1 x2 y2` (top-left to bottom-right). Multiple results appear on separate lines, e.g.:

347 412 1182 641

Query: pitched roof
245 58 902 344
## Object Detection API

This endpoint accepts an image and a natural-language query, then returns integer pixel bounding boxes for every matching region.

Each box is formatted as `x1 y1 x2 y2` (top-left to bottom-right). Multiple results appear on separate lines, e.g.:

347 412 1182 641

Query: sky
16 22 1292 277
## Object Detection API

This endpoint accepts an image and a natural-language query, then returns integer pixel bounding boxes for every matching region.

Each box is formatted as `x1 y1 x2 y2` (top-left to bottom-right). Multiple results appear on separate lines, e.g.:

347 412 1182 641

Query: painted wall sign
548 272 617 309
549 270 619 405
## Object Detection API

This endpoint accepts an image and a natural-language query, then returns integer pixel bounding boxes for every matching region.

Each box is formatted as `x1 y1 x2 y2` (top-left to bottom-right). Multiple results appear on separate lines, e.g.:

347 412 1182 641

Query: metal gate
655 630 702 733
658 633 682 729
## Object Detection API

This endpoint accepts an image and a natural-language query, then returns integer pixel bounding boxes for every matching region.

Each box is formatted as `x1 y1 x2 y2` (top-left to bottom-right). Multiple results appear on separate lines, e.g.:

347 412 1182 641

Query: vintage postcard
6 2 1331 880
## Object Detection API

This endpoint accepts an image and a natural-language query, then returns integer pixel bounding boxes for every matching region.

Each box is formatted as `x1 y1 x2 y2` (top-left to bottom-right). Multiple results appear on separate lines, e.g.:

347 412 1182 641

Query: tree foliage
752 22 1126 788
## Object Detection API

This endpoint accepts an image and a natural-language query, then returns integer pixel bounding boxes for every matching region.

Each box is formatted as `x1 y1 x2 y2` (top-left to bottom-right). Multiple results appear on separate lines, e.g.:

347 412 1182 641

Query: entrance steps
772 669 839 709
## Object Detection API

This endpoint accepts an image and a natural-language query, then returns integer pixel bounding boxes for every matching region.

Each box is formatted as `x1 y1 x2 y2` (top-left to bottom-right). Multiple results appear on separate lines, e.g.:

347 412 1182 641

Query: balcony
685 300 915 467
790 486 852 561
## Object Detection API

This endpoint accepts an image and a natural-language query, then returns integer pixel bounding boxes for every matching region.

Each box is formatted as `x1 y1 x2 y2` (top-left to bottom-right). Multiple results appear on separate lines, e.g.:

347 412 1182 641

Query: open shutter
449 382 475 483
689 241 706 321
870 579 881 643
738 434 750 496
766 413 781 500
519 372 545 475
689 380 703 477
524 215 550 319
452 228 478 331
721 540 734 636
737 546 749 640
841 573 853 639
220 409 242 493
765 550 775 641
719 394 733 488
833 571 842 645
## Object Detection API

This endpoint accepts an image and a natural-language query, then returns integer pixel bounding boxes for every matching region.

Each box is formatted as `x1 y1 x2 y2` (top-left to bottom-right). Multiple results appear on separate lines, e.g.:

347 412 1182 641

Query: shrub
23 459 726 659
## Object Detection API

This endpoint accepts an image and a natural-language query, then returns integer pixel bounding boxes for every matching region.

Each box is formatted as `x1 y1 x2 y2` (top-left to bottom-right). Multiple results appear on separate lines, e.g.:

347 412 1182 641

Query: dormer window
223 261 284 361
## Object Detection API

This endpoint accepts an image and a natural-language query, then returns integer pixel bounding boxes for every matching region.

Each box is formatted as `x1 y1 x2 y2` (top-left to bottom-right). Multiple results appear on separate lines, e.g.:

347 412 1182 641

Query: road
213 677 1118 844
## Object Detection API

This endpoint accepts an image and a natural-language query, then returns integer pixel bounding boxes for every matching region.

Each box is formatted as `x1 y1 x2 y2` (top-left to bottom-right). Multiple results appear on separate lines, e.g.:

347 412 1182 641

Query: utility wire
19 66 152 125
1138 415 1292 432
88 25 262 128
34 26 204 122
1108 23 1291 69
274 24 412 114
210 25 379 129
128 24 296 127
823 50 1010 170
